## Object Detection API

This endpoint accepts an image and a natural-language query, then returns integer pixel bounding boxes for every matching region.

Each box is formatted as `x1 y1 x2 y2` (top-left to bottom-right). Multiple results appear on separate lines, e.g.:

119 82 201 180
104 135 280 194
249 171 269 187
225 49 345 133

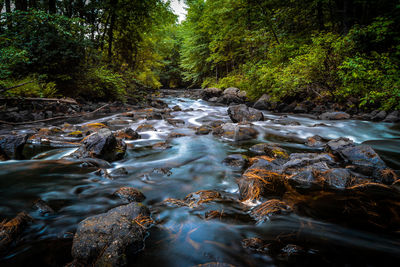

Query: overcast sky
169 0 188 22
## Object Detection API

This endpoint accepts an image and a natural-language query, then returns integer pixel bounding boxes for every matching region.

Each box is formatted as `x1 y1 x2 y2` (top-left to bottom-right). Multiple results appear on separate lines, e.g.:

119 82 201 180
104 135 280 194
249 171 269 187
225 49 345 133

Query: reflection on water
1 93 400 266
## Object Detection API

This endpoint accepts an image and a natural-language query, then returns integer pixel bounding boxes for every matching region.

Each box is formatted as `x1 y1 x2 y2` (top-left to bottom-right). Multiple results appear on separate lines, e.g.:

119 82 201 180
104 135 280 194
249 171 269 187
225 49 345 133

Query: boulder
319 112 350 120
340 145 386 177
383 111 400 122
325 137 354 155
0 133 30 160
253 94 272 110
249 143 289 159
372 110 387 121
219 87 247 104
113 187 146 203
196 125 212 135
115 128 140 140
69 128 126 162
305 135 327 147
71 203 151 267
201 87 222 100
213 123 259 141
136 124 156 132
227 104 264 123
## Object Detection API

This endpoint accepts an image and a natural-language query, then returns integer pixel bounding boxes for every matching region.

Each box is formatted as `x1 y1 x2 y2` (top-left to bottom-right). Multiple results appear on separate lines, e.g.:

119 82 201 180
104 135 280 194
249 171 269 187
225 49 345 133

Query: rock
184 190 222 208
201 87 222 100
249 143 289 159
146 112 163 120
0 133 30 160
383 111 400 122
167 119 185 126
172 105 182 111
305 135 327 147
253 94 272 110
71 203 151 267
223 87 240 95
283 153 335 172
69 128 126 162
293 103 309 113
242 237 271 254
319 112 350 120
196 125 212 135
167 132 187 139
372 110 387 121
340 145 386 177
67 131 83 138
250 199 292 223
208 97 219 102
219 87 247 104
33 199 55 216
152 142 172 150
238 167 286 201
325 137 354 154
274 118 301 126
222 154 249 170
114 187 146 203
97 167 129 179
321 168 352 189
81 123 108 132
279 244 306 259
0 212 33 251
115 128 140 140
150 99 168 109
227 104 264 123
214 123 259 141
136 124 156 132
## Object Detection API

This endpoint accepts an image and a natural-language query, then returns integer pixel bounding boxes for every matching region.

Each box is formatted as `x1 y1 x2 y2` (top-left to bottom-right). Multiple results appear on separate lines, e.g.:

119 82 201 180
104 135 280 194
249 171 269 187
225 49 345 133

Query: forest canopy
0 0 399 110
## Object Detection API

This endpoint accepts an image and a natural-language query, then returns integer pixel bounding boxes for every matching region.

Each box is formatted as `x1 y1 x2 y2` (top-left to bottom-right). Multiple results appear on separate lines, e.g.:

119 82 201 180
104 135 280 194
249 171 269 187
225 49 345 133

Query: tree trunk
29 0 37 9
316 0 324 31
5 0 10 12
108 0 118 60
48 0 56 14
15 0 28 11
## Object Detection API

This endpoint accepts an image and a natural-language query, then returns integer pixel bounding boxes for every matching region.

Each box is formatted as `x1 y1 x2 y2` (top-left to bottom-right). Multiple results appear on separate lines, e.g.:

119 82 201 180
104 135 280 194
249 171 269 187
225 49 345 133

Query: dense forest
1 0 400 110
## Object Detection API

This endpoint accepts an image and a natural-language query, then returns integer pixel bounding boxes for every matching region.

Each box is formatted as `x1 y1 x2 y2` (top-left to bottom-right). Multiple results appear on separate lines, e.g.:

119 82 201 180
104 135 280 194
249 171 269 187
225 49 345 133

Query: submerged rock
114 187 146 203
222 154 249 170
114 128 140 140
164 190 222 208
69 128 126 162
249 143 289 159
213 123 258 141
0 212 33 251
33 199 55 216
305 135 327 147
250 199 292 223
71 203 151 267
227 104 264 123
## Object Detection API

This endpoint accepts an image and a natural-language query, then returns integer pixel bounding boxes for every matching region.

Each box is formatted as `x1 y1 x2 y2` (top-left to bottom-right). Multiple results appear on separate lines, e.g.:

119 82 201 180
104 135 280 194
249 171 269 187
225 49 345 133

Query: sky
169 0 188 22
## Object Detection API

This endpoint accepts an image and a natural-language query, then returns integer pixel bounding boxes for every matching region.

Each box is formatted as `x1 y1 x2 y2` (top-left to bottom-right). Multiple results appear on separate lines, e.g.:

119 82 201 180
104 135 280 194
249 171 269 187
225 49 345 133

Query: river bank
1 89 400 266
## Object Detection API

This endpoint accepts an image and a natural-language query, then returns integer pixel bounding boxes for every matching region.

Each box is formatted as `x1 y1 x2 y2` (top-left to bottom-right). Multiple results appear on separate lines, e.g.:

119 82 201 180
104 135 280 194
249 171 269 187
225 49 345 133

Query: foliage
0 76 58 98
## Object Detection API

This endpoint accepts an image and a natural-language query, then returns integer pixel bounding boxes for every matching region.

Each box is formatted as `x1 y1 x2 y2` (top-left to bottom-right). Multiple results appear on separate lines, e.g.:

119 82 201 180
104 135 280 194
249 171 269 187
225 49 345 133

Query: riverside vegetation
1 1 400 267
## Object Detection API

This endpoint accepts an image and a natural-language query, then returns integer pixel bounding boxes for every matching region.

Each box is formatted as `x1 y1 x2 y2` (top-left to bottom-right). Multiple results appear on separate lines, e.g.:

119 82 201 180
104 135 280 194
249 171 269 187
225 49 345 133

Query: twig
0 104 110 125
0 97 78 104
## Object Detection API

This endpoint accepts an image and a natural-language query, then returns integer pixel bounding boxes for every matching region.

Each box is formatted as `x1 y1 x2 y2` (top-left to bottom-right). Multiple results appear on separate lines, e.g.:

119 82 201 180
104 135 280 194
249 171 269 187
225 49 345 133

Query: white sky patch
169 0 187 22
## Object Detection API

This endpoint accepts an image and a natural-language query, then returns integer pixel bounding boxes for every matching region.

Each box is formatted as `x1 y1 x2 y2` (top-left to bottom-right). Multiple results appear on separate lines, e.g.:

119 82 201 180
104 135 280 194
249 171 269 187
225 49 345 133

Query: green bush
0 76 58 98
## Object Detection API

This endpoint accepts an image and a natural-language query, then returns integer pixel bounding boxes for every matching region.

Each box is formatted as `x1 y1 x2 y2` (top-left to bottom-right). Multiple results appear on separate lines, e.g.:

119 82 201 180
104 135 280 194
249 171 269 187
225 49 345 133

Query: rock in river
0 133 30 160
71 203 151 267
228 104 264 123
69 128 126 162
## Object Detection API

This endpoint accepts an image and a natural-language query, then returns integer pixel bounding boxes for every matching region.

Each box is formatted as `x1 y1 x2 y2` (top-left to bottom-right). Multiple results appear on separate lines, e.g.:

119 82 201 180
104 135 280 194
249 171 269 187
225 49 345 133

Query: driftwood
0 104 110 125
0 97 78 104
0 81 34 93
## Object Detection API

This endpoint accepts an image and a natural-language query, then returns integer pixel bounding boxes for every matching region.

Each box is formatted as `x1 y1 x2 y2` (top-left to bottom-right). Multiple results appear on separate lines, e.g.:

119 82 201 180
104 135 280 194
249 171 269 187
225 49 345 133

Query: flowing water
1 90 400 266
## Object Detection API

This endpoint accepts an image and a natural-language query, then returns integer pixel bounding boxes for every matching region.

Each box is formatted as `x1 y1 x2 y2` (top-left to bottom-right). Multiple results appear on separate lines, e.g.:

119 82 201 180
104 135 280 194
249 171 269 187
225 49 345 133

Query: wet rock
81 122 108 132
283 153 335 172
152 142 172 150
97 167 129 179
115 128 140 140
196 125 212 135
0 133 30 160
340 145 386 177
383 111 400 122
213 123 258 141
278 244 306 259
69 128 126 162
222 154 249 170
201 87 222 100
151 168 172 176
321 168 352 189
348 182 400 200
305 135 327 147
227 104 264 123
150 99 168 109
78 158 112 168
325 137 354 154
0 212 33 251
242 237 271 254
172 105 182 111
146 111 163 120
238 167 286 201
107 119 131 126
136 124 156 132
319 112 350 120
184 190 222 208
251 199 292 223
71 203 151 267
33 199 55 216
167 119 185 126
372 110 387 121
114 187 146 203
249 143 289 159
167 132 187 139
274 118 301 126
253 94 272 110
